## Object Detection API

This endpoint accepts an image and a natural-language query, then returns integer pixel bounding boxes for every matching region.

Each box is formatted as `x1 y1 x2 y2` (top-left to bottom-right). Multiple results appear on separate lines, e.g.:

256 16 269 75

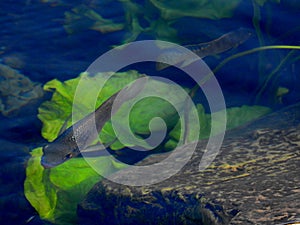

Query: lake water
0 0 299 224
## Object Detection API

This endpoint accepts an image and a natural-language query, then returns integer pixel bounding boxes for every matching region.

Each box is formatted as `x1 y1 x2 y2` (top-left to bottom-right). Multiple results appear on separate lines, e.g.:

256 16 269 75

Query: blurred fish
157 27 253 70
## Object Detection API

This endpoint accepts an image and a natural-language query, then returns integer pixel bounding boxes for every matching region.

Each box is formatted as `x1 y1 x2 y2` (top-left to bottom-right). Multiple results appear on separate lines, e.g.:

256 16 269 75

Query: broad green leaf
64 4 124 34
25 71 145 224
255 0 280 7
24 148 57 220
39 69 185 150
38 70 142 142
145 18 178 42
107 78 189 149
25 70 191 223
24 147 127 224
167 104 271 149
150 0 242 20
129 97 178 134
222 105 271 130
38 78 79 141
26 66 272 225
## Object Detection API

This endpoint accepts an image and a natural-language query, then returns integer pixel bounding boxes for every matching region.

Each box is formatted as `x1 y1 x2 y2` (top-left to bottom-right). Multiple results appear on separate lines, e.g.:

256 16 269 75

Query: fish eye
64 153 72 160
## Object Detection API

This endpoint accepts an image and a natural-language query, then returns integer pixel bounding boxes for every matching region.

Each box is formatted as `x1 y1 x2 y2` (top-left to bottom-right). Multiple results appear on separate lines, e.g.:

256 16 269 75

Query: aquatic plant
63 0 243 44
25 147 106 224
24 0 300 223
23 70 188 224
64 4 124 34
212 45 300 104
147 0 241 20
62 0 299 106
36 69 272 152
249 0 300 104
165 104 271 150
24 69 271 224
186 0 300 106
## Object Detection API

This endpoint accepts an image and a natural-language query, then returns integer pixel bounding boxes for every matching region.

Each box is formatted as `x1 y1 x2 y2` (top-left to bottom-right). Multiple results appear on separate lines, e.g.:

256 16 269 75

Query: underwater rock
78 102 300 225
0 139 35 225
2 53 26 70
0 63 44 116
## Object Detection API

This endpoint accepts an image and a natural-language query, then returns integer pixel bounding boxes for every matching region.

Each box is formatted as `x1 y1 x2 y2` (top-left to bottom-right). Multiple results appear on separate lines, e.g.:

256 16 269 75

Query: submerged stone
0 64 44 116
78 102 300 225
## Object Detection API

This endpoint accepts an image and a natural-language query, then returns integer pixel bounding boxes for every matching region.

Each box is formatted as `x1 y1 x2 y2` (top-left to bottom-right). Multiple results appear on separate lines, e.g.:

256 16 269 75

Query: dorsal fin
58 114 72 136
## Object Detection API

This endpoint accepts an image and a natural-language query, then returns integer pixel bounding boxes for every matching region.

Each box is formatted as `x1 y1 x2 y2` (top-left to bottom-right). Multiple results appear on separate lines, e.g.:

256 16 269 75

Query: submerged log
78 103 300 225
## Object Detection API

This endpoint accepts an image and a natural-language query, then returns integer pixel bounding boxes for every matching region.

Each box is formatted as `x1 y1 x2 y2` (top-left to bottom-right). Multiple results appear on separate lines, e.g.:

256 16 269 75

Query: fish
41 27 253 168
41 91 120 168
41 78 147 168
156 27 253 70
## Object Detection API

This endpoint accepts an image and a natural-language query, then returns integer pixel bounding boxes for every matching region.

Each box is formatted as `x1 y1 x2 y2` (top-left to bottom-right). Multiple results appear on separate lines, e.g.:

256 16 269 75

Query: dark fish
157 27 253 70
41 78 146 168
41 91 120 168
185 27 253 57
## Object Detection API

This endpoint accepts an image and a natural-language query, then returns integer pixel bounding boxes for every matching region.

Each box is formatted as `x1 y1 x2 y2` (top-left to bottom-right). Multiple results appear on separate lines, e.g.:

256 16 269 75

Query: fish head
41 140 78 168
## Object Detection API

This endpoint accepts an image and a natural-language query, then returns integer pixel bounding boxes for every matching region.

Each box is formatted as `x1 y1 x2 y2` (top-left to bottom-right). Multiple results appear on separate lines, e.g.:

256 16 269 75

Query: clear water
0 0 299 224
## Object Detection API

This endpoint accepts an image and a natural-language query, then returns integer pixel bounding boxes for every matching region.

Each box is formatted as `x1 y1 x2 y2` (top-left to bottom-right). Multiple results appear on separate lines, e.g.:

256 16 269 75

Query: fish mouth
40 156 61 169
41 162 53 169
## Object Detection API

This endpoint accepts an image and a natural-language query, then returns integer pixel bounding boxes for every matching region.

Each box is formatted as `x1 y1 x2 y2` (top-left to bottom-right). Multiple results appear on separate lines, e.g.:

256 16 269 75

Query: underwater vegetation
62 0 300 105
63 0 241 43
25 70 271 224
24 0 300 224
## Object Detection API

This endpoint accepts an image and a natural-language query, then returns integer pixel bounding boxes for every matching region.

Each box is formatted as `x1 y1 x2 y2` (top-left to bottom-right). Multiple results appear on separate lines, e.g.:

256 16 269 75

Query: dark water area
0 0 299 224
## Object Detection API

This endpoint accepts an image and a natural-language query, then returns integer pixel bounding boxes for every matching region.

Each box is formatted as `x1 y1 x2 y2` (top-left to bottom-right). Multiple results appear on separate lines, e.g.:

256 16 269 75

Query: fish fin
80 138 117 157
82 144 106 152
80 145 109 157
122 76 148 101
113 76 148 111
157 53 196 70
156 50 182 71
58 114 72 135
181 58 198 67
156 62 171 71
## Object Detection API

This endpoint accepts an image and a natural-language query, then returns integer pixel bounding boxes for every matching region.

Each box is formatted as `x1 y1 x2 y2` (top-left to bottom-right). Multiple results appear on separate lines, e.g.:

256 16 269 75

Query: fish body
185 27 253 57
41 78 146 168
157 27 253 70
41 91 119 168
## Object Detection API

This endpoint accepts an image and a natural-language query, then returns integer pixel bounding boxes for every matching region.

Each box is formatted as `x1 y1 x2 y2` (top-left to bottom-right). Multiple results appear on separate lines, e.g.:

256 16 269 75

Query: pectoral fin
181 58 198 67
156 62 171 71
80 138 117 157
58 114 72 136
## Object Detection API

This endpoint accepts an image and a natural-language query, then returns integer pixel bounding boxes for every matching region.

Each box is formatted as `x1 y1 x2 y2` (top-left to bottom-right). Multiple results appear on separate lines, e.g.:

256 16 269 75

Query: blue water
0 0 299 224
